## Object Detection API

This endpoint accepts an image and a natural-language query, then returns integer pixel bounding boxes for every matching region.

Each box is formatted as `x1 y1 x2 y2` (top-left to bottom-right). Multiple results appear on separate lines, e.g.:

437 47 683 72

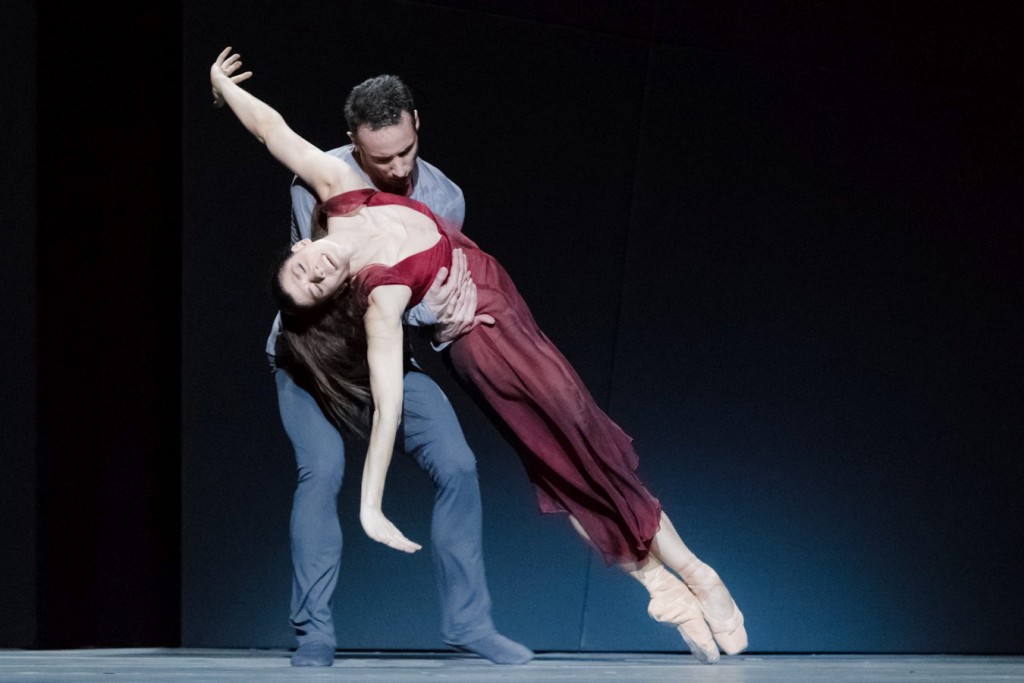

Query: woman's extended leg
567 516 720 664
650 512 747 655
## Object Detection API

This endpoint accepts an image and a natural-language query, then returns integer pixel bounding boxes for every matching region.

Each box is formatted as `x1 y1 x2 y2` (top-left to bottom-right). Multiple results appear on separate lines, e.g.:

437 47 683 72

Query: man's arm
404 158 481 341
419 249 494 348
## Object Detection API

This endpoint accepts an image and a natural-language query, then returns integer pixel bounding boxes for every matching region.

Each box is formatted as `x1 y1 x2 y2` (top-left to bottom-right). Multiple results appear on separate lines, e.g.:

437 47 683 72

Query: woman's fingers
364 510 421 553
216 48 249 78
223 54 243 75
211 48 253 106
381 521 421 553
390 534 422 554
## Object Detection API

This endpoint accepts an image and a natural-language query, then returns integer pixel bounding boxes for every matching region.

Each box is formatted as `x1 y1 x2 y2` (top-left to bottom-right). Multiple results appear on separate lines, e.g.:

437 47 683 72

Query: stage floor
0 650 1019 682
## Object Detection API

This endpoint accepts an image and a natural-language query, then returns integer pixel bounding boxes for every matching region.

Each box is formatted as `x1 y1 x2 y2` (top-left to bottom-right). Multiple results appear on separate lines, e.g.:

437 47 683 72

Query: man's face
349 110 420 195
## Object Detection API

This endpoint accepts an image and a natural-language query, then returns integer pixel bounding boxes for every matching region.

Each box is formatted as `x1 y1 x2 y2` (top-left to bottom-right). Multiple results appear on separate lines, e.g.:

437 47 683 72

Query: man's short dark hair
344 75 416 133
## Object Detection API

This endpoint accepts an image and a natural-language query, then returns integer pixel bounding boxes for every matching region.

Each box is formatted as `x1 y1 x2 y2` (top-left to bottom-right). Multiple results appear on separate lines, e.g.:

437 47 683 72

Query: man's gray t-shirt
266 144 466 357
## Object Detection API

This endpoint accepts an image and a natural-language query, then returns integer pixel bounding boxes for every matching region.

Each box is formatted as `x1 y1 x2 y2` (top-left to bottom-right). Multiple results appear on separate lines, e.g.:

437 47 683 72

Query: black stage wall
6 1 183 648
1 0 38 649
7 0 1021 653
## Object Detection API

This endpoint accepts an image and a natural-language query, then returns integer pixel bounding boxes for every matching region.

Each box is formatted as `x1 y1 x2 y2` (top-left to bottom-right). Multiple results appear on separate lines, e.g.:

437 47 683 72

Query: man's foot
451 633 534 665
290 641 335 667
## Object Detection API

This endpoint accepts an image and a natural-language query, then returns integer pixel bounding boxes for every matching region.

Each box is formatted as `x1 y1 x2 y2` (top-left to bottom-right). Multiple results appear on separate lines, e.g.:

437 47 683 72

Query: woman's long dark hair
270 246 373 438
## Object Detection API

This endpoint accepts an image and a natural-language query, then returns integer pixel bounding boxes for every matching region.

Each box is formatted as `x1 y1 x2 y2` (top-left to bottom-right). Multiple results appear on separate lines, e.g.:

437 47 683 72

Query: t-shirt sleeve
290 179 318 243
413 159 466 234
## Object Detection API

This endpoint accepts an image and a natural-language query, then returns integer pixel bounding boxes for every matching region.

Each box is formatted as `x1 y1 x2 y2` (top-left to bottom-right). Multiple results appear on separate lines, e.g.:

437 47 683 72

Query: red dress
321 189 663 565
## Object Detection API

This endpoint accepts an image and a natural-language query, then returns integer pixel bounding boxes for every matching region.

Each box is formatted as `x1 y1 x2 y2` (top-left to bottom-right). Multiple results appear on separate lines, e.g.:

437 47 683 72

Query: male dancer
268 74 531 668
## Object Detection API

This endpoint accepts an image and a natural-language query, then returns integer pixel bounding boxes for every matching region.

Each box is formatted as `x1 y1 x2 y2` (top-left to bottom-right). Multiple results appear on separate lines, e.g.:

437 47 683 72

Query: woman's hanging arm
358 284 421 553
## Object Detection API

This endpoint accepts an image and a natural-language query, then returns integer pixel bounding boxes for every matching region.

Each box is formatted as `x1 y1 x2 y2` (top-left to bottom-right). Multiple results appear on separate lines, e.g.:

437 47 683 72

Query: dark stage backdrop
182 1 1023 652
2 0 37 648
12 1 183 648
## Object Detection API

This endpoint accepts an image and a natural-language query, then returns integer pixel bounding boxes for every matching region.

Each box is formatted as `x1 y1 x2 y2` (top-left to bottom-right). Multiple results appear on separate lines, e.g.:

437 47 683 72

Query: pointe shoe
686 564 748 655
701 599 747 655
646 565 720 664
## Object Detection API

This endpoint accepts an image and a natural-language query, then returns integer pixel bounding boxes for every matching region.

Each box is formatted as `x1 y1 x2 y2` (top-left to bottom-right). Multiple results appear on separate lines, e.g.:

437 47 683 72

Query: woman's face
280 238 350 307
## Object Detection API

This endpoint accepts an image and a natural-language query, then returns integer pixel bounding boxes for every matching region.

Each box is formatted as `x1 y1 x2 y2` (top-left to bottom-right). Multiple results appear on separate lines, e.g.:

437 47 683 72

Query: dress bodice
319 189 453 306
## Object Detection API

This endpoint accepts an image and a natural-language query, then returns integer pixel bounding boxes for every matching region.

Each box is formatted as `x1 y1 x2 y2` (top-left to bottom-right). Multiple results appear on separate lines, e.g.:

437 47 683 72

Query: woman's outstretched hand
359 506 423 554
210 46 253 108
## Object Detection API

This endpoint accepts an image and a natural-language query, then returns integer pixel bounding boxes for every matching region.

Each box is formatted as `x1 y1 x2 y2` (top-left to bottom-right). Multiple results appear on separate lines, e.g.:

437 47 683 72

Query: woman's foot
682 562 748 655
645 565 720 664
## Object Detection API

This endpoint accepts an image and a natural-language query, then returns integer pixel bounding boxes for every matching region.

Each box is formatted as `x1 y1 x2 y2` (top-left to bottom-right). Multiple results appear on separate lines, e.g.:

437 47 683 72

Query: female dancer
211 47 746 664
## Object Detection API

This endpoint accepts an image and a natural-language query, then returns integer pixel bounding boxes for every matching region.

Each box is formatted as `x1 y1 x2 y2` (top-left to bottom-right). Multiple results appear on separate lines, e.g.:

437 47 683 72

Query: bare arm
358 284 422 553
210 47 368 201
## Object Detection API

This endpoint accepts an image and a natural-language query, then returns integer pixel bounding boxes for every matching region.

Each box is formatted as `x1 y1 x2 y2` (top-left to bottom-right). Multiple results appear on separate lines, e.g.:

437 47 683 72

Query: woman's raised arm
210 47 368 201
